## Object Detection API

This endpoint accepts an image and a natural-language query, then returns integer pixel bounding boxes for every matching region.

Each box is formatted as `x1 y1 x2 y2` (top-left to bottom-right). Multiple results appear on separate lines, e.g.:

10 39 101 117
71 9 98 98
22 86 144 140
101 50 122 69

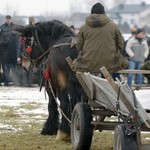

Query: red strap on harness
26 46 32 53
44 68 51 80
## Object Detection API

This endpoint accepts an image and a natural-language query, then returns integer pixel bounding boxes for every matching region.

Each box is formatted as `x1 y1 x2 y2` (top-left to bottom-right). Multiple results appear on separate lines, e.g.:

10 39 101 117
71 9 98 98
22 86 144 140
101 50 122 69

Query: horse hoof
41 129 57 135
55 130 70 141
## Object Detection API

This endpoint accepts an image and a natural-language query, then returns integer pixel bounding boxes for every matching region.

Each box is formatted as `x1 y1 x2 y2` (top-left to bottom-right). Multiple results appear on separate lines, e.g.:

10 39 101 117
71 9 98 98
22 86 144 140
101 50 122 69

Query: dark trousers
2 61 10 85
22 68 33 86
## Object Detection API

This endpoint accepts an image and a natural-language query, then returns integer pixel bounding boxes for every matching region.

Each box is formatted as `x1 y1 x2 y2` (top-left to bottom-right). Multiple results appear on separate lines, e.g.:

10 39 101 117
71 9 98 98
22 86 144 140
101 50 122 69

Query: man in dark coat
0 32 10 85
0 32 9 63
141 61 150 83
0 15 19 85
141 38 150 83
73 3 128 74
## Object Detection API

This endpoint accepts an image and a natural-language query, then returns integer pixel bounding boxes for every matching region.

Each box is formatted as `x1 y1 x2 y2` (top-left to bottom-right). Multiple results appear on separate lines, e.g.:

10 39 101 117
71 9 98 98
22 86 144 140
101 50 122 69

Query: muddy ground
0 86 150 150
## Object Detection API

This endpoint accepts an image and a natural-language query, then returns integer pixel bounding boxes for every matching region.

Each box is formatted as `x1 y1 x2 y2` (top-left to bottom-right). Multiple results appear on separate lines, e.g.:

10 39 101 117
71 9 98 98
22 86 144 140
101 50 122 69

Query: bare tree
106 0 144 8
5 1 12 15
111 0 127 6
4 1 19 17
69 0 84 13
85 0 105 11
69 0 106 14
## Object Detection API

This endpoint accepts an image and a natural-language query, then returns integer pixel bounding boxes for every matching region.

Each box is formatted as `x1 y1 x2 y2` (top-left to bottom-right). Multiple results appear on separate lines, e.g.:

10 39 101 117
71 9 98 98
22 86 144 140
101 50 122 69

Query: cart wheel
71 102 93 150
114 125 138 150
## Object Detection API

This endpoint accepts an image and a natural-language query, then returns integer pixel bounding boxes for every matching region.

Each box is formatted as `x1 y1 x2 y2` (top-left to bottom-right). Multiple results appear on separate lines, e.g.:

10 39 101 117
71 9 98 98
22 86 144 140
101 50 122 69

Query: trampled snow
0 86 149 133
0 86 48 133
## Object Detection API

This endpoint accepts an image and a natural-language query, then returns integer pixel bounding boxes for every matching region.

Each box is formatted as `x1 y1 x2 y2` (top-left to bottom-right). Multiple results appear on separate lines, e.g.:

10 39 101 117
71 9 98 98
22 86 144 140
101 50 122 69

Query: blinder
21 36 36 71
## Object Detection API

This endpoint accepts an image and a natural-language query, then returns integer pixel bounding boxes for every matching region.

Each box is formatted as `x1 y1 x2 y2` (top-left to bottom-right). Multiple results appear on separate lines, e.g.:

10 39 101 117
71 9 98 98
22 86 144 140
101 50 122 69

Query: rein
35 30 45 53
53 42 74 48
23 30 76 79
31 42 73 65
32 46 53 63
31 29 74 64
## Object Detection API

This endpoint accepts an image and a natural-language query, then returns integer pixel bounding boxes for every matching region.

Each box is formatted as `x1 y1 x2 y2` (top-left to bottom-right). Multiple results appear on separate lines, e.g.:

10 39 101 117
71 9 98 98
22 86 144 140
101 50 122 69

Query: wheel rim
73 113 81 145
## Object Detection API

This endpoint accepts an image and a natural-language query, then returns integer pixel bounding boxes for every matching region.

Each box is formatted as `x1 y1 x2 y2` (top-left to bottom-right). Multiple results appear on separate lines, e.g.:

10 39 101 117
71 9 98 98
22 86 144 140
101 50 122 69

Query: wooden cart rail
117 69 150 74
66 56 150 75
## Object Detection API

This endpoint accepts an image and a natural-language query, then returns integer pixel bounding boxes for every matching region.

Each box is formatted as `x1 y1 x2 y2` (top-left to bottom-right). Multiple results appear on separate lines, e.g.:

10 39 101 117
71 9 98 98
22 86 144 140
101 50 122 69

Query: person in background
122 27 138 58
70 25 75 33
140 28 150 84
73 2 128 78
70 25 80 37
141 28 150 62
17 17 36 87
0 15 18 86
0 31 10 86
141 28 150 42
125 28 149 88
74 27 80 37
28 16 36 26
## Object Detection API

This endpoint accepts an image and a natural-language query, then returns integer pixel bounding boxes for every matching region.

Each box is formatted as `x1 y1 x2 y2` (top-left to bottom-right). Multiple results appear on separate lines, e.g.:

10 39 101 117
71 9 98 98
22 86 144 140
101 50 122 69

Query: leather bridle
23 29 76 69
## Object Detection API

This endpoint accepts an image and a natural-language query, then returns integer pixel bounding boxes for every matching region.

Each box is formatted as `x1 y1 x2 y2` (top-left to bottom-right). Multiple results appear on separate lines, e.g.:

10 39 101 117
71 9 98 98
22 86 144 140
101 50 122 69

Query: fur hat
136 28 143 35
28 17 35 23
91 3 105 14
6 15 12 19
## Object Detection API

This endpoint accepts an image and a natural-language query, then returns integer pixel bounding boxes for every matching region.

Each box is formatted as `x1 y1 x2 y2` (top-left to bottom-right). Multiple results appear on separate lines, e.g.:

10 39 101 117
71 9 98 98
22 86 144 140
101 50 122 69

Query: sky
0 0 75 16
0 0 150 16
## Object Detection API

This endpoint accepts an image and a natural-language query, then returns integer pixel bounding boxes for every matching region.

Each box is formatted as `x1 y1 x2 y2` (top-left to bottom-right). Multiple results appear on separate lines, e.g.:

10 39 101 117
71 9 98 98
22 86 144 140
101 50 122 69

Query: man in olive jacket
74 3 127 73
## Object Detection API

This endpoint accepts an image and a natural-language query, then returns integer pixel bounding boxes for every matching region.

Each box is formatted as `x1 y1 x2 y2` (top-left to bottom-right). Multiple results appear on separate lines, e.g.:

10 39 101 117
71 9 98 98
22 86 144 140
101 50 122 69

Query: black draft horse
14 20 87 140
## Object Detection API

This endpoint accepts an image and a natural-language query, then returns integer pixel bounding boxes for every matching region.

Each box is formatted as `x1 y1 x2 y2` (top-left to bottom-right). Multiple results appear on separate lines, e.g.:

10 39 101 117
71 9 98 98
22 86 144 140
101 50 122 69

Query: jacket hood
86 14 110 27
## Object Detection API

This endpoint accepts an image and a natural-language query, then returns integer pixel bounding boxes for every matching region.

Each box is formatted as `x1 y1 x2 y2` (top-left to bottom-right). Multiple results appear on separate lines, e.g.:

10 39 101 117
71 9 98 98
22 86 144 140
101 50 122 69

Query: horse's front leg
41 84 59 135
56 89 71 141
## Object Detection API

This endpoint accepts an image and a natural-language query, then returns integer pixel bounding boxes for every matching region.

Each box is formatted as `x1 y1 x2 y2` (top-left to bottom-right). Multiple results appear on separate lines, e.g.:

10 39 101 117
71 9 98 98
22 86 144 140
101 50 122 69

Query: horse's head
13 24 49 72
13 20 76 72
14 24 43 56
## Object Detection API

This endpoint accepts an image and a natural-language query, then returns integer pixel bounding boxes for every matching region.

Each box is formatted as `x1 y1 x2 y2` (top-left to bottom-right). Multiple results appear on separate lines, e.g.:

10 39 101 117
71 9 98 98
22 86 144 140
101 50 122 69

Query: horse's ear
13 25 26 36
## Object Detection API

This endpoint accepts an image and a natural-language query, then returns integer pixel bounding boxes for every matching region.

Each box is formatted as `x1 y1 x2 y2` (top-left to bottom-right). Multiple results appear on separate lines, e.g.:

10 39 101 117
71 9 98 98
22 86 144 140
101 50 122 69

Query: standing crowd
0 3 150 88
0 15 35 87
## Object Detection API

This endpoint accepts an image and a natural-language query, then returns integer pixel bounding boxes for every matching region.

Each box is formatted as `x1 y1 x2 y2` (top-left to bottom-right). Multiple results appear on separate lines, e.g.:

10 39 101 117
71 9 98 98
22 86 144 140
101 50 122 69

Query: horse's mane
34 20 75 39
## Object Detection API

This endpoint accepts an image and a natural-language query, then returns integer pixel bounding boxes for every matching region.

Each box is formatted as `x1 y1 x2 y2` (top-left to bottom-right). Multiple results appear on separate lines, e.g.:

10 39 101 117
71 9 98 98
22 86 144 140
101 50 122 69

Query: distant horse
13 20 87 140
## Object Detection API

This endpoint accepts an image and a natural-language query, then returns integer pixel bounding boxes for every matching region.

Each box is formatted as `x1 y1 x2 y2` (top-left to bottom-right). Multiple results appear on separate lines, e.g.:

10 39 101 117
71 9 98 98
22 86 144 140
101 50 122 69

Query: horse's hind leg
56 89 71 141
41 86 59 135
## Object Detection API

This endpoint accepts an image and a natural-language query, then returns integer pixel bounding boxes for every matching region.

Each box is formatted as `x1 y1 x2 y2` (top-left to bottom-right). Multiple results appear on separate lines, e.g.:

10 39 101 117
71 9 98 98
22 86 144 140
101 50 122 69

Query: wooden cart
67 58 150 150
